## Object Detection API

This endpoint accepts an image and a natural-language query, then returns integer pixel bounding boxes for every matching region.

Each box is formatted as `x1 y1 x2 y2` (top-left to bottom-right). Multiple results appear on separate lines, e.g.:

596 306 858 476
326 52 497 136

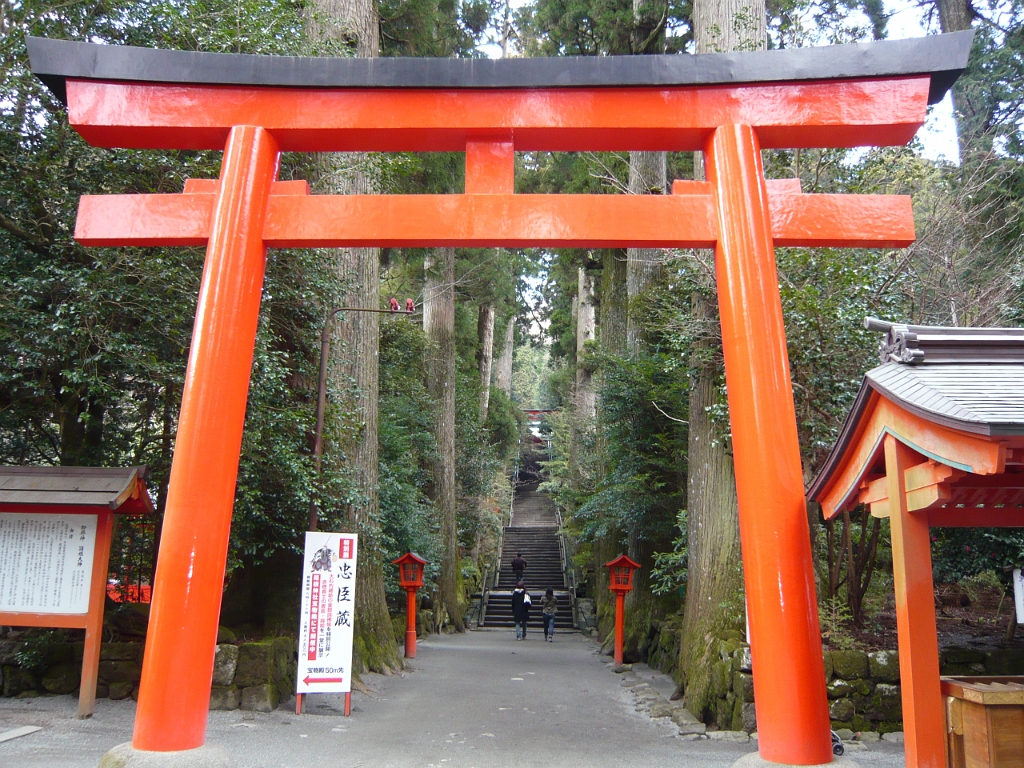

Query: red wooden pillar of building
884 435 946 768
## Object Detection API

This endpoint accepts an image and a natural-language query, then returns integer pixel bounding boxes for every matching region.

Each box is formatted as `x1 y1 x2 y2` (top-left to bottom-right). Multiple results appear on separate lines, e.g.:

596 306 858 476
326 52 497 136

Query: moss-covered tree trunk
678 301 744 716
678 0 764 716
594 249 627 639
618 0 671 657
601 249 627 356
424 247 464 631
308 0 401 675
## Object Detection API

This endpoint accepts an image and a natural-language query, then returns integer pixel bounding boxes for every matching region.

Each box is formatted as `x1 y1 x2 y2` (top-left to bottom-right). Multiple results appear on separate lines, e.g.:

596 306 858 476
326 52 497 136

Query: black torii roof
27 32 973 107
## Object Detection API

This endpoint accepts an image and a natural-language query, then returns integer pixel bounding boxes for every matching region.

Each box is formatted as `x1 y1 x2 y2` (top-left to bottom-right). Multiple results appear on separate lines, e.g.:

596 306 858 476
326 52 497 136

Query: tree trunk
692 0 765 53
424 247 464 631
308 0 400 674
937 0 971 35
477 302 495 421
494 317 515 396
600 249 627 356
594 248 627 631
935 0 982 157
625 0 668 351
336 240 401 672
625 154 666 350
575 268 597 422
678 0 764 720
619 0 670 656
307 0 379 56
678 301 744 719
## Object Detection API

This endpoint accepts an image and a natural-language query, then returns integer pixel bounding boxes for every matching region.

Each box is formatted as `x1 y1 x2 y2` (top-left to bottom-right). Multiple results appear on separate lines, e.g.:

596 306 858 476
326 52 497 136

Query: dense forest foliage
2 0 1022 722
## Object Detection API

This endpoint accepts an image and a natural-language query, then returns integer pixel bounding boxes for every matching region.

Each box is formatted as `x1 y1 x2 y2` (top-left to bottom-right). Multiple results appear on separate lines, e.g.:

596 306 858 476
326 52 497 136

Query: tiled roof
866 362 1024 436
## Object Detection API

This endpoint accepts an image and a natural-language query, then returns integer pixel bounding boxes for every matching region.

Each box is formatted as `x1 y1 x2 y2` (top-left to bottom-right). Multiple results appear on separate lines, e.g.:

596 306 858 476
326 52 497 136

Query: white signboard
1014 568 1024 624
0 513 97 615
296 532 357 695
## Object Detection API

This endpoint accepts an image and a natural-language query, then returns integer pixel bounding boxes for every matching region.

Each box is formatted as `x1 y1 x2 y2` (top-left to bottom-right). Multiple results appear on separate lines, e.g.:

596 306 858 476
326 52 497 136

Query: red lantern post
605 554 640 667
393 552 428 658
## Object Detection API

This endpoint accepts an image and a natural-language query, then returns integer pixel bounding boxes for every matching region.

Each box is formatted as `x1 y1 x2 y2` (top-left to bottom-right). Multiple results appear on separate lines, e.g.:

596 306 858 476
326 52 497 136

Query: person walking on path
511 552 527 582
541 587 557 642
511 581 531 639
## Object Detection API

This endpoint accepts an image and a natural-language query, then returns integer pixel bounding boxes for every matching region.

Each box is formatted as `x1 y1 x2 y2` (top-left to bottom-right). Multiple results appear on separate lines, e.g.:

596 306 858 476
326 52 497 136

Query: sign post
295 532 358 716
1014 568 1024 625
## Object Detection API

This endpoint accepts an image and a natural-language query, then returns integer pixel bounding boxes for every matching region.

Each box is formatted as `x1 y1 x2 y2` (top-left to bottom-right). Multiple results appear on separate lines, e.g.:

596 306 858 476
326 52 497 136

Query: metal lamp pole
307 305 414 532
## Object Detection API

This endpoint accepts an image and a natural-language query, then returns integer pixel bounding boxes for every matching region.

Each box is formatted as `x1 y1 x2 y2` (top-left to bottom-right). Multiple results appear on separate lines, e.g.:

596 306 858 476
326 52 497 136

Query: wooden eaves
0 465 154 515
808 318 1024 527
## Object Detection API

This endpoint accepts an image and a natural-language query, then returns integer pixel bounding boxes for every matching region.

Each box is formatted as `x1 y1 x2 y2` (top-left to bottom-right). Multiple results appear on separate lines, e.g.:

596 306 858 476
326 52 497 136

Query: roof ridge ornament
866 317 925 364
865 316 1024 365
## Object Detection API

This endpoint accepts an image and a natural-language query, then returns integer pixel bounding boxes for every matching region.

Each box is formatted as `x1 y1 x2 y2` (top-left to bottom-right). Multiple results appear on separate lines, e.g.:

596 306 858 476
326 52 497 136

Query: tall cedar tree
306 0 404 673
676 0 765 722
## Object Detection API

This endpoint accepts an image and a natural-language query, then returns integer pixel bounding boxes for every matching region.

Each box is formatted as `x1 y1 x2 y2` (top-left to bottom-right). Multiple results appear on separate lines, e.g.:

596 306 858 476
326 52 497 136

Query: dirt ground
835 579 1020 652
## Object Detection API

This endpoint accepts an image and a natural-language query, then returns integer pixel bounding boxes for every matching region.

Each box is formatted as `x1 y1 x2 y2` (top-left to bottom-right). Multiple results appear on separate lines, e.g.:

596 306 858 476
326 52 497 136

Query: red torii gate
29 32 972 767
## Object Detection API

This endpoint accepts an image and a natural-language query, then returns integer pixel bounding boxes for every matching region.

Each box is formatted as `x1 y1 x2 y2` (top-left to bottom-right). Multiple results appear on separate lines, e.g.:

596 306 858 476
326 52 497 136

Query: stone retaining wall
0 636 296 713
641 620 1024 733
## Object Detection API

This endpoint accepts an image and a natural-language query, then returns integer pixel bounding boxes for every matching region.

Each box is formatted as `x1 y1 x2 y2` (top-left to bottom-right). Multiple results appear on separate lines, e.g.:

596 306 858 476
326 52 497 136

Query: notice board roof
0 466 154 514
27 32 972 107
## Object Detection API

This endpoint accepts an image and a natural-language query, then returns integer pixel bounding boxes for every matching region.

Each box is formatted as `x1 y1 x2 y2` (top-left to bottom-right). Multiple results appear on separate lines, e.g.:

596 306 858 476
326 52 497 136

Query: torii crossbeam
29 32 972 768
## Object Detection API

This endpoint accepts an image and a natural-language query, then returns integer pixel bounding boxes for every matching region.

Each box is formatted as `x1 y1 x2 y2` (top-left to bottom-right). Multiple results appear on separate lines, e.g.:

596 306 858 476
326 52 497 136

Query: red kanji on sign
307 573 320 661
339 537 354 560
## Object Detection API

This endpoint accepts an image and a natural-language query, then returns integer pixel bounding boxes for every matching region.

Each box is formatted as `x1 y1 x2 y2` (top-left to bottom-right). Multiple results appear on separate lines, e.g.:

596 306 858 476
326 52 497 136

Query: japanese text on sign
0 513 97 614
296 532 357 695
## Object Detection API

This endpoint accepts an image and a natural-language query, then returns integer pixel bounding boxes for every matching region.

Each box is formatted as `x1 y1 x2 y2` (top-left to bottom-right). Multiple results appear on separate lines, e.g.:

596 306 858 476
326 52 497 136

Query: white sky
887 0 961 163
480 0 961 164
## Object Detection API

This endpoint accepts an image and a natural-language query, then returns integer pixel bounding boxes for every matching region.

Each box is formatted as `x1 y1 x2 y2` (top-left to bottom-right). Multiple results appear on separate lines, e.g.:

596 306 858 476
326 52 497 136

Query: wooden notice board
0 466 153 717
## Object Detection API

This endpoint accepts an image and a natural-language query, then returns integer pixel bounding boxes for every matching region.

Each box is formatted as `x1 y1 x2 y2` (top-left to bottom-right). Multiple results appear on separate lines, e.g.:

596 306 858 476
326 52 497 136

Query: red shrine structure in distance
28 31 972 767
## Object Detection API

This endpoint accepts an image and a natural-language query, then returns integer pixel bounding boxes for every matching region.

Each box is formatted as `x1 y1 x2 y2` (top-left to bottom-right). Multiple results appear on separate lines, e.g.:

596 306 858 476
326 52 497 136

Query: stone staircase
482 486 575 632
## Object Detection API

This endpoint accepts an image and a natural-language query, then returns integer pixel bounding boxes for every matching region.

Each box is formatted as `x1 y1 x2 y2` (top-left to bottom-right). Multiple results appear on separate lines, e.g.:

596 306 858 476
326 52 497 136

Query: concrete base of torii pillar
99 743 234 768
733 753 861 768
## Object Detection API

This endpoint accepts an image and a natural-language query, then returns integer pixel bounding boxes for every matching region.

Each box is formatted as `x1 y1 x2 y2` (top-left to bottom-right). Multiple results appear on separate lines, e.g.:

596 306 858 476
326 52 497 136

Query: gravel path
0 630 907 768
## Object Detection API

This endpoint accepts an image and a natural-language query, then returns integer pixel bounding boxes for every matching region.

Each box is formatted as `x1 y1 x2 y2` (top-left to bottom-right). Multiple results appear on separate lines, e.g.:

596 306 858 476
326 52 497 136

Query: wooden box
942 676 1024 768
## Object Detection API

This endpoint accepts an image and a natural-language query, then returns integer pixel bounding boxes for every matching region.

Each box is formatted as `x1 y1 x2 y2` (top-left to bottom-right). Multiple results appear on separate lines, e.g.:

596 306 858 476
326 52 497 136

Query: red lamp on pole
605 554 640 667
393 552 428 659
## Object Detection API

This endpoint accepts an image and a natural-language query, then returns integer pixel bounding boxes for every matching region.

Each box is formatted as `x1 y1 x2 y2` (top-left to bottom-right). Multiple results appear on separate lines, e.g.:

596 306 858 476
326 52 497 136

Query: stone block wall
638 620 1024 734
0 636 297 712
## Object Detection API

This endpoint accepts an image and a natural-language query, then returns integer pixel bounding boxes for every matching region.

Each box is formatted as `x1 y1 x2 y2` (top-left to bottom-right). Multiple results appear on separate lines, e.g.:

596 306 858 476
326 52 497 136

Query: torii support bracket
29 32 972 767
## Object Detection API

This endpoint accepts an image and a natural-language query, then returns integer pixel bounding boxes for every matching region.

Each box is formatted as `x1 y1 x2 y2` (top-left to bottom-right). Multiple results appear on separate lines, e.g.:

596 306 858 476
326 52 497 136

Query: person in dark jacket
511 552 527 582
511 581 531 639
541 587 557 641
